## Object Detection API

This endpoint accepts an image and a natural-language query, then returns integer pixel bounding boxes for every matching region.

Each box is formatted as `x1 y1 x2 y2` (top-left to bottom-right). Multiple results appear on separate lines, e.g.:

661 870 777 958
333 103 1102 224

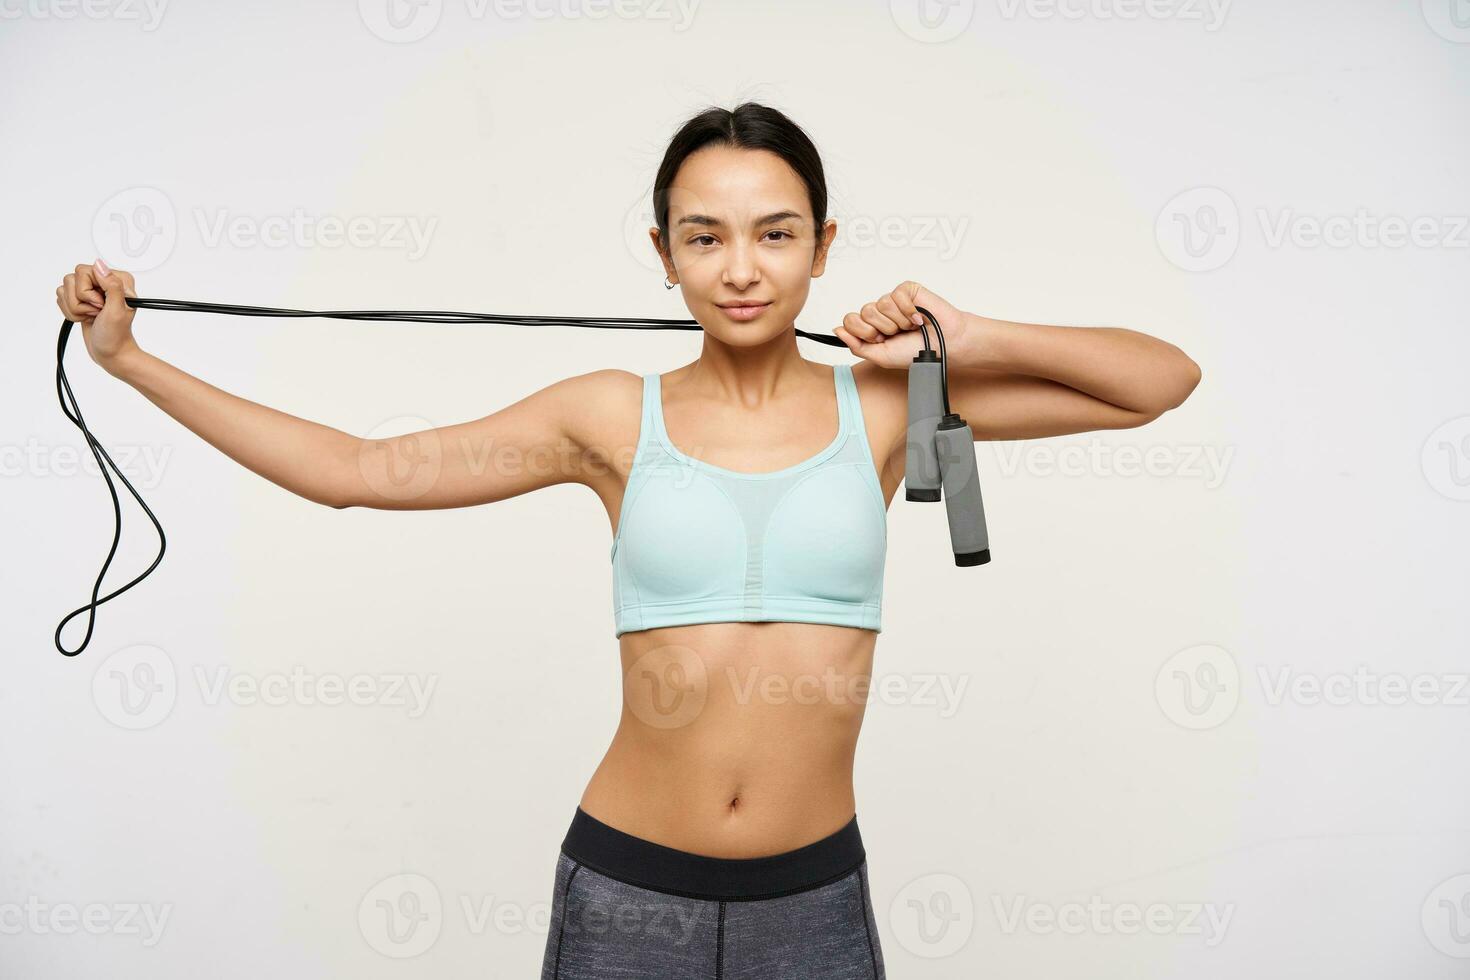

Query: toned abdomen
578 619 878 858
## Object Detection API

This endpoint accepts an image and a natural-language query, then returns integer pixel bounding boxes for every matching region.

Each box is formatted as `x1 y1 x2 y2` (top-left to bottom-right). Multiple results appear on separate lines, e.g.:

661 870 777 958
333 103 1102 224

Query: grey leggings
540 807 886 979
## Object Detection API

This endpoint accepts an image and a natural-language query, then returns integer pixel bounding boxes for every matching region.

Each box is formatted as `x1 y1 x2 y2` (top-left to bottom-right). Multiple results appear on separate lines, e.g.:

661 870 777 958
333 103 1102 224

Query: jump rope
53 297 989 657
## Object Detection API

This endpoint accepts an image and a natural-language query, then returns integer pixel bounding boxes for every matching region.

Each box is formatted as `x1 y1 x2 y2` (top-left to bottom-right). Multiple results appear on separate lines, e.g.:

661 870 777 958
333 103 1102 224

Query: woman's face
652 145 837 347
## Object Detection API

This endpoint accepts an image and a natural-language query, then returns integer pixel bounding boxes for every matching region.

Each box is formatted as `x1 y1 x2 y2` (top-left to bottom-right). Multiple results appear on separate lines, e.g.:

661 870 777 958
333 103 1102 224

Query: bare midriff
577 619 878 859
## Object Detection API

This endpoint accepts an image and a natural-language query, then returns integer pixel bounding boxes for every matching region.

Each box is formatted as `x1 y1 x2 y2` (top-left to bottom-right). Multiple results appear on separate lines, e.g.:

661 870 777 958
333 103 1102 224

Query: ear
648 227 676 283
810 218 838 278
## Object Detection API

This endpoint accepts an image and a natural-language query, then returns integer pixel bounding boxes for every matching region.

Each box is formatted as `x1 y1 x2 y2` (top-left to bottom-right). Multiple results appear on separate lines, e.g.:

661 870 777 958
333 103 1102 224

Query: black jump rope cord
53 296 948 657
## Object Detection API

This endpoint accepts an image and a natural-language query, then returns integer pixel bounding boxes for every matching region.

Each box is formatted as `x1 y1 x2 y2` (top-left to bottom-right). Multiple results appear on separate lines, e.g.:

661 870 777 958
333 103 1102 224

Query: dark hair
652 102 828 252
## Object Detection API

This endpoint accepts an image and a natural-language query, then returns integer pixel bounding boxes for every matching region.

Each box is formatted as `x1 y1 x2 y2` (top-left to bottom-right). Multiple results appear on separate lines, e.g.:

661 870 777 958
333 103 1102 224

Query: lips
717 301 772 322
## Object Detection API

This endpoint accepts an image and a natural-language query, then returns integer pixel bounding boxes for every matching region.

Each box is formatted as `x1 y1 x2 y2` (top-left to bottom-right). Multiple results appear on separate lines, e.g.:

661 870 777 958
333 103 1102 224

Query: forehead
666 145 810 224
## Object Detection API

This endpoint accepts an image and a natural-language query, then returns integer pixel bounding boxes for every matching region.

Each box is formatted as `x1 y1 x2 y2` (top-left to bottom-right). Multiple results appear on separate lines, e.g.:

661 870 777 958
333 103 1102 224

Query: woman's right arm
60 261 606 511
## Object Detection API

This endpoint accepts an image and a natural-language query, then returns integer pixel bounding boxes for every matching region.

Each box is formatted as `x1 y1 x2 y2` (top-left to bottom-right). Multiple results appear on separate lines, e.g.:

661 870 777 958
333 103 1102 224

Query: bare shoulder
554 367 645 478
849 359 906 408
557 367 643 403
849 360 908 439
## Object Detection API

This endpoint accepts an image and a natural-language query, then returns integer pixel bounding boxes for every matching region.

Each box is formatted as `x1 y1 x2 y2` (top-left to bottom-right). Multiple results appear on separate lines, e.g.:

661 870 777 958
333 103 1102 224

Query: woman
56 102 1200 978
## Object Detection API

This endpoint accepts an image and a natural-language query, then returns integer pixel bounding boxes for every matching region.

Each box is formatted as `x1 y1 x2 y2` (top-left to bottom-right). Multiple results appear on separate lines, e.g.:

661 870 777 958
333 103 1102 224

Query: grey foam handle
934 421 992 566
905 360 945 501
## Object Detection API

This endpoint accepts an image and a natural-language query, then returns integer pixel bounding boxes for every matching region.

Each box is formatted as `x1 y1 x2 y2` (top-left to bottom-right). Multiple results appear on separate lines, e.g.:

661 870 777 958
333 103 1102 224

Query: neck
688 326 819 405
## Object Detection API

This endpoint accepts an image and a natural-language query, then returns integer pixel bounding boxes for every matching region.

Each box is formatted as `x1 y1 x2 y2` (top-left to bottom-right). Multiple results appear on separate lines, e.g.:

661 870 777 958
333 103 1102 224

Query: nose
721 239 761 290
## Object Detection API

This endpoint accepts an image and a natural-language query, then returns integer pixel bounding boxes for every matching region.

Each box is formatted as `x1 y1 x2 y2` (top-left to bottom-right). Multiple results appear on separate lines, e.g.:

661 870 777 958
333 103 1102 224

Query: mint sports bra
611 363 888 637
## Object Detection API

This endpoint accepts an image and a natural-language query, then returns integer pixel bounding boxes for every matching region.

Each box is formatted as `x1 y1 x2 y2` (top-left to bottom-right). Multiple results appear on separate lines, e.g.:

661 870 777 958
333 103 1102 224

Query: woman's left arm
835 281 1202 440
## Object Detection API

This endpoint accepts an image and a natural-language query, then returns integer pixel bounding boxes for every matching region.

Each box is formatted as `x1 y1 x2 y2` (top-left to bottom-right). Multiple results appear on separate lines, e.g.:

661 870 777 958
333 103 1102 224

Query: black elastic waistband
559 807 866 902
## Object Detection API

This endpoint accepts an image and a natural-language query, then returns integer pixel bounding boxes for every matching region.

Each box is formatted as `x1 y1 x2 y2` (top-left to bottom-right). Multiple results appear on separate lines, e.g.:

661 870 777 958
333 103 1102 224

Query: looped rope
53 296 848 656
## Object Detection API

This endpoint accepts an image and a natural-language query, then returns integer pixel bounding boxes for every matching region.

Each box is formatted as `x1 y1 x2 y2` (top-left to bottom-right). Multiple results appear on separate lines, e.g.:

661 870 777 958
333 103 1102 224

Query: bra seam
615 595 882 609
841 363 886 498
840 368 888 608
758 462 886 606
617 453 749 623
845 368 889 608
610 373 658 621
611 373 656 552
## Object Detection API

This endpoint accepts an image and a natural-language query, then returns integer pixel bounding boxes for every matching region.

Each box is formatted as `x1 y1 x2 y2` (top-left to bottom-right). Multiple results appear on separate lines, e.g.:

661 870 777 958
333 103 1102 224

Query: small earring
664 275 676 290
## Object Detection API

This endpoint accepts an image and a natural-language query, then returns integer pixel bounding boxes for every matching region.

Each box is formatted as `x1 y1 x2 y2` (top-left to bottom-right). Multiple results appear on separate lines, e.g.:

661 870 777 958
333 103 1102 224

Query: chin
700 307 792 346
704 326 789 347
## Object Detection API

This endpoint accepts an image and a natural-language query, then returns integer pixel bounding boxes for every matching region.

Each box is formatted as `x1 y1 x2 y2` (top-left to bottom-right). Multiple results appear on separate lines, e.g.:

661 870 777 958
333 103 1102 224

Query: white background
3 1 1468 977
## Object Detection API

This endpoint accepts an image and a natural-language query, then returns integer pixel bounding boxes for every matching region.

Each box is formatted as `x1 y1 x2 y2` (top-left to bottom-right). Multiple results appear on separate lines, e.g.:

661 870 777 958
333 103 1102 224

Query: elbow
323 435 364 510
323 484 361 509
1128 355 1201 425
1154 353 1202 415
1174 355 1203 408
306 489 355 510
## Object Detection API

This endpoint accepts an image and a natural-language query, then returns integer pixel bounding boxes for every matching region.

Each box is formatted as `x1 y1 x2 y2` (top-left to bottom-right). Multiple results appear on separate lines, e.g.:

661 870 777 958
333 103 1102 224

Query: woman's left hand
834 281 976 369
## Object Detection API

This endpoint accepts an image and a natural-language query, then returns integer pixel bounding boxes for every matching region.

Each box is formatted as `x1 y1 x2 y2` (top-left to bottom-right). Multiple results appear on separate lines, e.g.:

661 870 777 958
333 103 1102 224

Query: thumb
93 260 129 313
833 325 876 359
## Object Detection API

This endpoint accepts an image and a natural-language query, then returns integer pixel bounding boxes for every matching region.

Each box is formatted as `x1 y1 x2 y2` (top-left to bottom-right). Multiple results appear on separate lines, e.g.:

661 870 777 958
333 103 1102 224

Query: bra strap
839 361 880 449
642 372 671 455
836 363 859 436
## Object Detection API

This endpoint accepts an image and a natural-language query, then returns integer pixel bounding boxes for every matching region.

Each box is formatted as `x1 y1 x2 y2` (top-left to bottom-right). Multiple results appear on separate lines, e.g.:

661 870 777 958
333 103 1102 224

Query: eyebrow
675 210 804 229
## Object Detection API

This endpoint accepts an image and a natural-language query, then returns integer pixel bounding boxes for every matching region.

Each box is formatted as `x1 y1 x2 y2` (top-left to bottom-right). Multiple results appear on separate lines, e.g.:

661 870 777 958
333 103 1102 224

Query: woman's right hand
56 259 141 373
